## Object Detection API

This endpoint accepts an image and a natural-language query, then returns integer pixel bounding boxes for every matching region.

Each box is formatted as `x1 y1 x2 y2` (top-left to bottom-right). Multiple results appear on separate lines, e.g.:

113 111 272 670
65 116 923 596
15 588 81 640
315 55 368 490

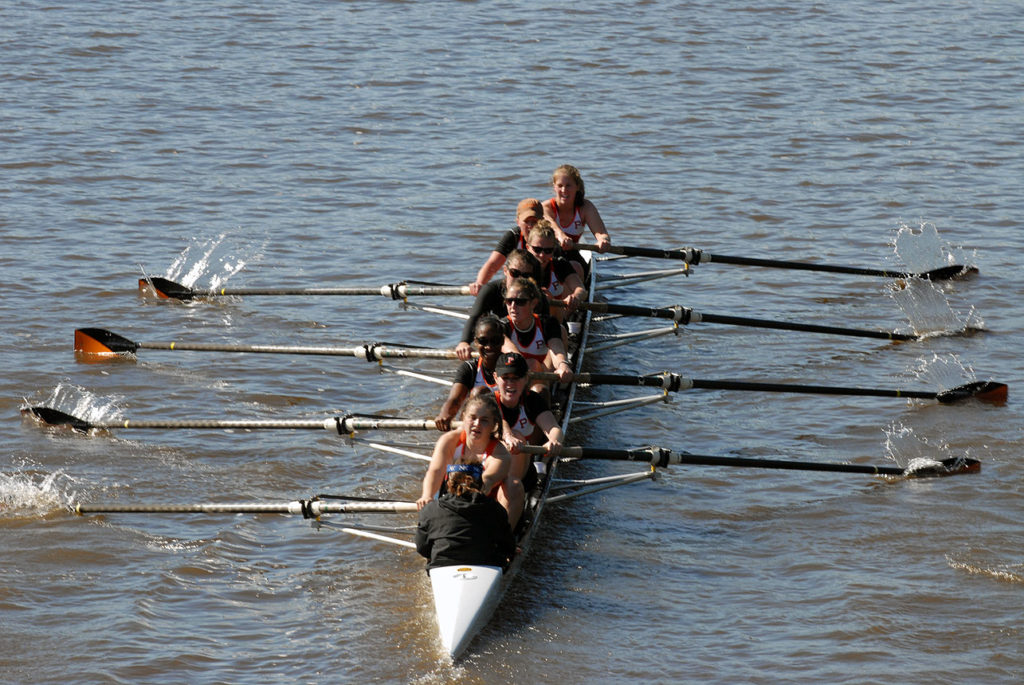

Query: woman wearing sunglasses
456 249 547 361
526 221 588 318
435 315 504 431
500 277 573 386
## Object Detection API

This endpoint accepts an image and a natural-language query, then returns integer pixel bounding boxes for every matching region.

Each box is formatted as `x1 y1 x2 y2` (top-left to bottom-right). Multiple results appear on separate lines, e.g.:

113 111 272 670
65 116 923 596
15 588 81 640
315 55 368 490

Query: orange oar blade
75 328 138 356
975 381 1009 405
936 380 1008 405
138 277 197 300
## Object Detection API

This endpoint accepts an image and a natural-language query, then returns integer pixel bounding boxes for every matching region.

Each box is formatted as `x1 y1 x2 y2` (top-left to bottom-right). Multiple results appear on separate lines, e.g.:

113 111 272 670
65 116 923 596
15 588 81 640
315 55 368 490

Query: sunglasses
504 296 531 306
475 335 503 346
506 268 530 278
529 245 555 255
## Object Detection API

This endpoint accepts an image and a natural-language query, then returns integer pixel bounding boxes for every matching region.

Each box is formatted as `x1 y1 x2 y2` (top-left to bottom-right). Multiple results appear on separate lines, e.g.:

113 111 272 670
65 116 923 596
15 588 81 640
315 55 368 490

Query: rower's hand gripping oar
518 445 980 479
138 276 470 301
531 372 1008 405
575 243 977 281
74 327 463 361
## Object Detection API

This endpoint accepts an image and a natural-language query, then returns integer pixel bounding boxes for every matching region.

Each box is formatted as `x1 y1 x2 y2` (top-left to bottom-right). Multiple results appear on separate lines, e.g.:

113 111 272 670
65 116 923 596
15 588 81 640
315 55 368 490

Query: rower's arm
536 411 563 457
482 444 512 494
472 252 506 293
583 200 610 249
434 383 470 431
418 432 456 508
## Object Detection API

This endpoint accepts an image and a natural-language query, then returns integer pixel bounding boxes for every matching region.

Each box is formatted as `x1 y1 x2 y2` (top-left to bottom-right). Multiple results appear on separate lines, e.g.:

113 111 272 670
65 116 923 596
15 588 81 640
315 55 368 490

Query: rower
418 392 513 516
500 276 572 388
435 315 504 431
543 164 610 278
455 248 545 361
414 471 515 571
493 352 563 530
468 198 544 295
525 220 588 320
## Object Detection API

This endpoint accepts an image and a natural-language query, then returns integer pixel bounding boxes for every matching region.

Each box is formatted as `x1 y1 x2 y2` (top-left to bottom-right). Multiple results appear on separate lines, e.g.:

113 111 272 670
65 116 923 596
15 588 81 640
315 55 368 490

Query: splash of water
0 468 76 515
887 222 981 336
884 421 962 472
159 232 269 292
23 382 126 426
908 353 980 392
889 278 974 336
891 220 973 273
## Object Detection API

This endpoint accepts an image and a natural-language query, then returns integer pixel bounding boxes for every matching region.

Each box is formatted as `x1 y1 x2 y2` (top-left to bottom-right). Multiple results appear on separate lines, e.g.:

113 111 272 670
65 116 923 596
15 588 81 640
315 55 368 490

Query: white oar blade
428 564 503 659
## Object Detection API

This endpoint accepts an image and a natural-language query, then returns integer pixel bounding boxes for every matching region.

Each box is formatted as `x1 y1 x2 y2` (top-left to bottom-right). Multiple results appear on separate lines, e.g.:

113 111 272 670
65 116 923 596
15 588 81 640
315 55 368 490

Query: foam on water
0 467 76 516
891 221 973 274
907 352 982 392
24 382 127 426
161 232 269 292
889 277 974 335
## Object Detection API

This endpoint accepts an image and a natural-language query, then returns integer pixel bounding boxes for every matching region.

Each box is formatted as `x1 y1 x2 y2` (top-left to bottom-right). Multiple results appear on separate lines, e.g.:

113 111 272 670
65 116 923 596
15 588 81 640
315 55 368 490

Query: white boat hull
428 564 503 658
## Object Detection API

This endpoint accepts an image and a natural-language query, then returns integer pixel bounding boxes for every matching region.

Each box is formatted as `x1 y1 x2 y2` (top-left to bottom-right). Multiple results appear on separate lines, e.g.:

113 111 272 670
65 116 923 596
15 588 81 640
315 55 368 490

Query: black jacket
415 492 515 570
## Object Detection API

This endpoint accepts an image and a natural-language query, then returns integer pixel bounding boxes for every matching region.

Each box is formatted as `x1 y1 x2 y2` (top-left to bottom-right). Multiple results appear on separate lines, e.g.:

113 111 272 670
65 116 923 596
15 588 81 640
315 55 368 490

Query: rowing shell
426 252 595 659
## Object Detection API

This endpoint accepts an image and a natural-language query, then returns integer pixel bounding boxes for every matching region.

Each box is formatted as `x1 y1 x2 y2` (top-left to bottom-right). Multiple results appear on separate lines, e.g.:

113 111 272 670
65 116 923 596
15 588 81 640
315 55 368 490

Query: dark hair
506 248 541 283
505 276 542 304
475 314 502 336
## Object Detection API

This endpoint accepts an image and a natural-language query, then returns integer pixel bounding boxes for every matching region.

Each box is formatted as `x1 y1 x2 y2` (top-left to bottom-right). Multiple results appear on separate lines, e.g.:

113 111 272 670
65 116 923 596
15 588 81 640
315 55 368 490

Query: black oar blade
920 264 978 281
138 277 197 300
75 328 138 356
904 457 981 478
21 406 94 433
936 381 1008 405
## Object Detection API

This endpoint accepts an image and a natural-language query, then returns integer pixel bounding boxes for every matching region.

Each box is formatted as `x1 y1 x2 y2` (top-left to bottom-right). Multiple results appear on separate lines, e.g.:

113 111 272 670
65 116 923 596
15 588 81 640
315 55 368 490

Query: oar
520 445 979 478
74 499 417 515
575 243 976 281
21 407 444 435
74 327 462 361
580 301 951 342
532 372 1008 405
139 276 469 301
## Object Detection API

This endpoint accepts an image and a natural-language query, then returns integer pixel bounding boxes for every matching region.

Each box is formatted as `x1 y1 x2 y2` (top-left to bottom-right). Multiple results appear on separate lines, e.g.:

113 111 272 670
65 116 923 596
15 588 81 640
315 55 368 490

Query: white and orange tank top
506 314 548 362
547 197 585 243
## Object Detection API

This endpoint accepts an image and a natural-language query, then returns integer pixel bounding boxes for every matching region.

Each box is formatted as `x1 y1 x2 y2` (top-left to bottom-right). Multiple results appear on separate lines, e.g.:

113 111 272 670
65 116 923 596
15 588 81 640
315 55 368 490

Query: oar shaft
581 302 916 341
693 311 916 341
75 500 418 515
563 447 906 475
535 372 956 401
695 253 911 278
90 417 442 432
135 341 459 360
575 243 971 280
214 285 470 297
686 379 938 400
